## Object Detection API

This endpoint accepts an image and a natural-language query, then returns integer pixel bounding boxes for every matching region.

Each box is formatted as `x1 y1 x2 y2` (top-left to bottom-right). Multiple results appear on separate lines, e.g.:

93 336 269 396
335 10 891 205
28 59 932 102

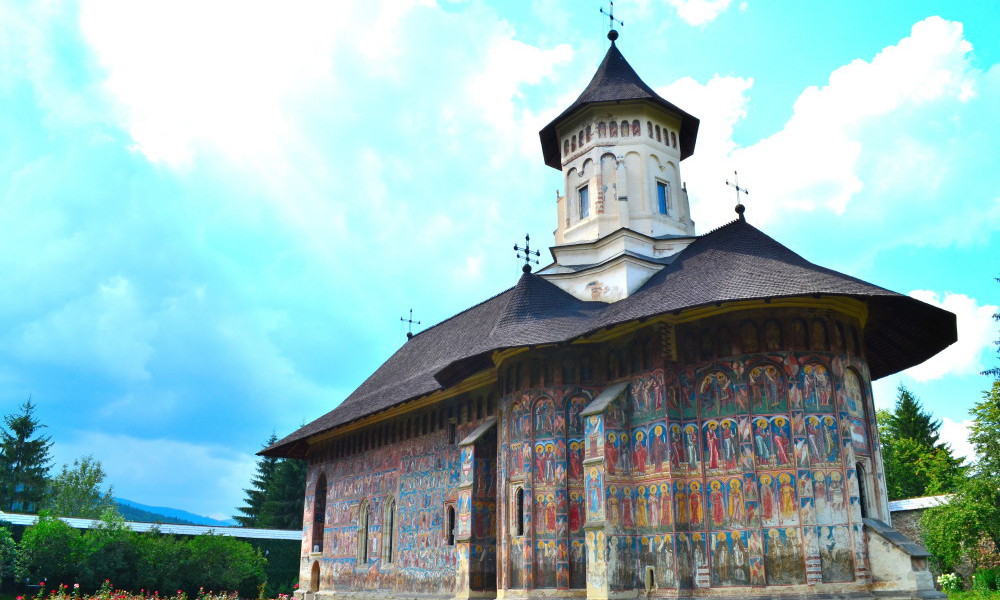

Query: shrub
183 534 266 597
16 511 85 585
939 573 963 592
974 567 1000 591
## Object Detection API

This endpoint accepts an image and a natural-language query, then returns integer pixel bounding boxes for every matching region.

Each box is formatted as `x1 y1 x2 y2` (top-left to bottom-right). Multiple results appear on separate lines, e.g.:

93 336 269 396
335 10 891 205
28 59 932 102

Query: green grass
949 591 1000 600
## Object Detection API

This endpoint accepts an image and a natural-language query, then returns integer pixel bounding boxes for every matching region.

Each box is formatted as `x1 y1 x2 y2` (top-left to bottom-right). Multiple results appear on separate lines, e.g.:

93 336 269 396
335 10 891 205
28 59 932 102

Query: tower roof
539 41 700 169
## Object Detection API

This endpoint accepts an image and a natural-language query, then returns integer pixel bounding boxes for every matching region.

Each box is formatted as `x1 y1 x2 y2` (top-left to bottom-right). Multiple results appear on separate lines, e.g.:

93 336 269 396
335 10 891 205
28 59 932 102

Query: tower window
578 186 590 219
515 487 525 536
657 181 670 215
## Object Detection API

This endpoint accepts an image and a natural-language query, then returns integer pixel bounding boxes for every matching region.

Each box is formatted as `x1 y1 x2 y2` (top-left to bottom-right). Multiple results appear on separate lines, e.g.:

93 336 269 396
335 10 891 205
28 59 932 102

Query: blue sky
1 0 997 520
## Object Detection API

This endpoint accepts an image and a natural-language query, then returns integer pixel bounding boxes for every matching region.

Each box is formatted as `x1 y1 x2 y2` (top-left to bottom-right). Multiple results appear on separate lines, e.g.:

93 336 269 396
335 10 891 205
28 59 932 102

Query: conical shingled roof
539 41 700 169
262 220 955 458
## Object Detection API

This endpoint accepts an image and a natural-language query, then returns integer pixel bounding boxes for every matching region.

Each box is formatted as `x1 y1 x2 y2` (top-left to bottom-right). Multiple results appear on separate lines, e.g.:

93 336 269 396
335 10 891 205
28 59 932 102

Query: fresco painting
817 526 855 582
749 364 786 413
802 363 833 412
764 527 806 585
711 530 751 586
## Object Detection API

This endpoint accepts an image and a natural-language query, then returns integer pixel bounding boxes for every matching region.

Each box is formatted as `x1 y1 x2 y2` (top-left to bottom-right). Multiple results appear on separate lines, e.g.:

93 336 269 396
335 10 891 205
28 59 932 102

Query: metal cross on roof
600 1 623 41
400 308 421 339
726 170 749 221
513 234 540 274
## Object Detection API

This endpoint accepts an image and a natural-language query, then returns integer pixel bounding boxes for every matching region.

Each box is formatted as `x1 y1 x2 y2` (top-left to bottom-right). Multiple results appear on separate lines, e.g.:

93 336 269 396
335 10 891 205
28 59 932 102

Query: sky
0 0 997 521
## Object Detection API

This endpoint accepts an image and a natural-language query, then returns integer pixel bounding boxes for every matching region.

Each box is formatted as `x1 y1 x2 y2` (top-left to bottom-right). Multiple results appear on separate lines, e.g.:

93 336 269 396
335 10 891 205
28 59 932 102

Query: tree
922 380 1000 571
234 434 280 527
0 399 53 512
258 458 306 530
44 455 116 518
879 385 965 500
983 276 999 379
15 511 85 585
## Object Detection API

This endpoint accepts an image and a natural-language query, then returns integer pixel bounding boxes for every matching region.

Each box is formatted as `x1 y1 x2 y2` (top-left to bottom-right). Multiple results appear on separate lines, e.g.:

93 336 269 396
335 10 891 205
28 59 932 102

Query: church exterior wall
301 396 497 597
495 306 890 598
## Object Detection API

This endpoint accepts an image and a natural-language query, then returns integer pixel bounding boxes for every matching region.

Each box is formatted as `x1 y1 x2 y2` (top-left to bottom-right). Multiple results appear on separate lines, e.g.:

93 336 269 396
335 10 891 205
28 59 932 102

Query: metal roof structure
887 495 951 512
0 512 301 540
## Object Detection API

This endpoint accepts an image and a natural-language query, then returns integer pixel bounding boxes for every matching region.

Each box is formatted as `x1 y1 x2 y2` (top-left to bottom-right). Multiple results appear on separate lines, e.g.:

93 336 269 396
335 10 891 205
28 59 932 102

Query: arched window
515 487 526 536
670 131 677 148
447 505 456 545
632 120 640 136
655 125 661 142
357 500 370 563
563 140 569 156
610 121 618 137
620 120 629 137
383 498 396 564
312 472 327 553
571 135 577 151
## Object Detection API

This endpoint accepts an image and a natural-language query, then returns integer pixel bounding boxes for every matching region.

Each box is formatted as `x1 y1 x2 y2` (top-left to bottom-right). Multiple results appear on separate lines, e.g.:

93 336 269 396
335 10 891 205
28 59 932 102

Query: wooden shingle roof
262 219 956 458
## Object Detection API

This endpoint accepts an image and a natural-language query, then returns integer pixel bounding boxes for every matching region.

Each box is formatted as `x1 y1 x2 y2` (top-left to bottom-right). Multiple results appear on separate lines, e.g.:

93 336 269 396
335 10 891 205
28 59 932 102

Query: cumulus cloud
938 416 976 463
664 0 734 25
903 291 998 381
662 17 977 231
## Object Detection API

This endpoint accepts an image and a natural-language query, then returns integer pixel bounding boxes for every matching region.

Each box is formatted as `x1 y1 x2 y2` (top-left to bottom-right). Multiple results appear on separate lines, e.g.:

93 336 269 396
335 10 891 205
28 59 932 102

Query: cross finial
599 1 623 42
726 170 749 221
400 308 421 340
513 234 541 274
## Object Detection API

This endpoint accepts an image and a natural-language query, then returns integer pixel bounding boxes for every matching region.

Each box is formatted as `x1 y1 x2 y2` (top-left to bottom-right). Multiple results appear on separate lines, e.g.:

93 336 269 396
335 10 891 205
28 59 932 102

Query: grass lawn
949 592 1000 600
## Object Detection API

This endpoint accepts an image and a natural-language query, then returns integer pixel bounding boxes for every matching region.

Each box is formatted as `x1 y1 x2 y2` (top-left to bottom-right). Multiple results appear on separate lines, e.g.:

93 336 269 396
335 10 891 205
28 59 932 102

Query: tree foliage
0 399 53 513
258 458 306 530
879 385 964 500
44 455 116 518
922 380 1000 571
16 511 85 585
235 434 305 530
234 434 279 527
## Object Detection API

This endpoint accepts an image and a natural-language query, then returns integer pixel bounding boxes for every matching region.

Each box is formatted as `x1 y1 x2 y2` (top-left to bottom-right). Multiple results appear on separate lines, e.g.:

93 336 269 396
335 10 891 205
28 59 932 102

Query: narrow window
578 186 590 219
657 181 670 215
671 131 677 148
384 499 396 564
563 140 570 156
447 505 456 545
515 487 525 536
358 501 370 563
656 125 662 142
448 421 457 445
647 121 653 137
312 472 327 553
857 463 870 518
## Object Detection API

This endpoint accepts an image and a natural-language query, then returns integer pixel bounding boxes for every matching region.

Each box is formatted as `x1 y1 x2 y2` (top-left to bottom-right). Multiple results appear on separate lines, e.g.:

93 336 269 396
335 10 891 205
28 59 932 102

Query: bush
184 534 266 598
974 567 1000 591
16 511 85 585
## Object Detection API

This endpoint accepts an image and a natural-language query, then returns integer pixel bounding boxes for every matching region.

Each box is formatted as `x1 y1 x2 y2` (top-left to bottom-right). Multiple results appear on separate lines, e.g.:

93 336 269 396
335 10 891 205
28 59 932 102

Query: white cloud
939 416 976 463
661 17 976 231
664 0 734 25
904 290 997 381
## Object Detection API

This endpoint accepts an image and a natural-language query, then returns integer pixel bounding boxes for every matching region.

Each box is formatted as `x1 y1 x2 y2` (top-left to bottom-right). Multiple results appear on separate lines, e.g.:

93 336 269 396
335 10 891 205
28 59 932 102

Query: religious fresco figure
749 364 784 413
705 421 722 470
650 424 667 470
633 430 648 472
622 486 635 527
760 474 777 526
728 478 745 526
670 424 685 467
823 416 840 462
709 480 726 527
772 417 792 466
620 433 632 473
606 433 619 475
700 372 735 417
569 441 583 480
685 425 700 470
754 419 772 465
803 364 833 411
778 473 798 524
636 486 649 527
721 419 738 470
712 532 732 585
843 369 865 418
649 486 660 527
675 483 689 526
689 481 704 526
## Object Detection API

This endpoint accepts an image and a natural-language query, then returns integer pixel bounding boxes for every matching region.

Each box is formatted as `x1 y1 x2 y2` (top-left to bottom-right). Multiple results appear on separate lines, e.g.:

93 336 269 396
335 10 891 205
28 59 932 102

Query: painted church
263 29 956 600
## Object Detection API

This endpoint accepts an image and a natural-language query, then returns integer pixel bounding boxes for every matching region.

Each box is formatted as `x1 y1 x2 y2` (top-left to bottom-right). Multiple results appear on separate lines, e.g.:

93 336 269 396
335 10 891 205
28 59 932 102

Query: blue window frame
657 182 669 215
579 186 590 219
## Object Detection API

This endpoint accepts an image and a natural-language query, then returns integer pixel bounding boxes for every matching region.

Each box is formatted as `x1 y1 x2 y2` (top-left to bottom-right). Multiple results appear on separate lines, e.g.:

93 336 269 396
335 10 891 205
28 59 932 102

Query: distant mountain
114 498 237 527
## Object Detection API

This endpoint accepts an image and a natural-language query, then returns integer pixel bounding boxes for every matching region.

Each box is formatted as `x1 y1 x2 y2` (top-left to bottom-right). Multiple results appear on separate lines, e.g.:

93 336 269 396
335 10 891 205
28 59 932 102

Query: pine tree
234 434 280 527
258 458 306 530
879 385 964 500
0 399 53 512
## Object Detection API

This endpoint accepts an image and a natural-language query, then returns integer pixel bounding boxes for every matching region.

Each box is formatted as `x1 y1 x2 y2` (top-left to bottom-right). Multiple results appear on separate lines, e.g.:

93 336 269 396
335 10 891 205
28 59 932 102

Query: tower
537 32 701 303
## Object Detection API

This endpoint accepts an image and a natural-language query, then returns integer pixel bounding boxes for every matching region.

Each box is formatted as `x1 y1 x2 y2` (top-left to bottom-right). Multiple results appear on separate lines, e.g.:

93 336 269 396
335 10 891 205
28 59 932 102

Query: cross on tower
726 170 749 221
513 234 541 274
599 1 624 41
400 308 421 339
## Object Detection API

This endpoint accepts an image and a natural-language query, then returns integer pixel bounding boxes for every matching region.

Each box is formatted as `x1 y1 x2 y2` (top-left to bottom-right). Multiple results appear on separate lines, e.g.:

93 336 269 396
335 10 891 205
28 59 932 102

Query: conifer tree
234 433 280 527
0 399 53 512
258 458 306 530
879 385 964 500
